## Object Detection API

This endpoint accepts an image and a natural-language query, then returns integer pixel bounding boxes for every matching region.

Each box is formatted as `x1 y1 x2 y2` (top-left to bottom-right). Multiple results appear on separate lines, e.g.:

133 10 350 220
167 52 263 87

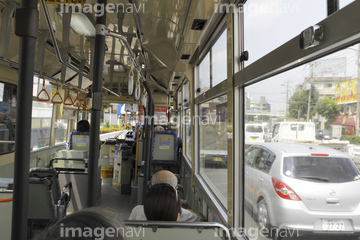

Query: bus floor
96 183 136 220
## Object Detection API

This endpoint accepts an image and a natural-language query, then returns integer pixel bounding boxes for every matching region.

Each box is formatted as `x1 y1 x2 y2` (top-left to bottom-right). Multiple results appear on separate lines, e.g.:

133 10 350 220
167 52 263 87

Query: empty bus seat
28 174 72 230
27 177 71 236
29 167 61 203
151 130 178 173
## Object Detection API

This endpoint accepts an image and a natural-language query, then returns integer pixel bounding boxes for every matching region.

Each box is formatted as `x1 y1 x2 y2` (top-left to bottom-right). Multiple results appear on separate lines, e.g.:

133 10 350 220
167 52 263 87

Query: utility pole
356 43 360 136
307 63 314 122
307 84 312 122
282 79 292 117
285 80 289 116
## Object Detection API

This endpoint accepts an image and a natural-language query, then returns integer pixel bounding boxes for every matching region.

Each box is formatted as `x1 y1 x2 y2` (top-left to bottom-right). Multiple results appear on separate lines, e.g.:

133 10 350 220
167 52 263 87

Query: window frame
235 0 360 236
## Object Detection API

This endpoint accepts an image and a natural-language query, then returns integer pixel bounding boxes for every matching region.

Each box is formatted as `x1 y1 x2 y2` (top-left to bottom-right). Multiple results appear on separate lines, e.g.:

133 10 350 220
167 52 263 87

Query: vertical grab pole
141 79 154 203
88 0 107 207
11 1 39 240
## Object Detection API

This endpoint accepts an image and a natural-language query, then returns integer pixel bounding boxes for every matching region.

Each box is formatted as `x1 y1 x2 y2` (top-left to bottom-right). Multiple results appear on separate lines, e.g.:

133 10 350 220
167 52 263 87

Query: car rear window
246 125 263 133
283 156 360 183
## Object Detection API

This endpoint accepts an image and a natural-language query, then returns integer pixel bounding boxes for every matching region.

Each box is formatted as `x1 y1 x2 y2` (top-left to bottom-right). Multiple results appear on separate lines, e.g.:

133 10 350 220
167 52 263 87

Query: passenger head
154 125 164 131
34 207 127 240
144 183 181 221
77 120 90 132
151 170 177 188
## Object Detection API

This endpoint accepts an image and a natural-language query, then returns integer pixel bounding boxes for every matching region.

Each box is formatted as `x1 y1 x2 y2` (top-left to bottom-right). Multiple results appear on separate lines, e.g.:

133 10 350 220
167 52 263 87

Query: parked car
245 142 360 238
316 129 332 140
271 122 315 142
245 124 265 147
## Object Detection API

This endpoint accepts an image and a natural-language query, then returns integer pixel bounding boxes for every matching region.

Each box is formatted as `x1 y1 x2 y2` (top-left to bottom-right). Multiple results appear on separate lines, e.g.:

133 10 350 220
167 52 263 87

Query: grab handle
51 80 63 104
36 75 50 102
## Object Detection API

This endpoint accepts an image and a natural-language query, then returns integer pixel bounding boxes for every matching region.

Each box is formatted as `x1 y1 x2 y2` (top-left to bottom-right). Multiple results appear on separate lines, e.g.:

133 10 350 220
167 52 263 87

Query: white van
244 124 265 146
271 122 315 143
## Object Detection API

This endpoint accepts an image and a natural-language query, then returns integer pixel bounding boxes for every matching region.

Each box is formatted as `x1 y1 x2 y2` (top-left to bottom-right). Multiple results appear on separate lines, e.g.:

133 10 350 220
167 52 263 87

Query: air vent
181 54 190 60
191 19 207 30
174 76 181 80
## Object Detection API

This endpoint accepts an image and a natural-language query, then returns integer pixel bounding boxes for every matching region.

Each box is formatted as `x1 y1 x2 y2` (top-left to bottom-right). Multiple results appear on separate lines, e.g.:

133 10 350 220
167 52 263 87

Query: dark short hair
144 183 181 221
77 120 90 132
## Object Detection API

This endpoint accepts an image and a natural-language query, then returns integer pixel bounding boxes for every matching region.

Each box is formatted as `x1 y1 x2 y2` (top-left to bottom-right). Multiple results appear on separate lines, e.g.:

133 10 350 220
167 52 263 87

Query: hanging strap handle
51 80 63 104
36 75 50 102
128 59 134 96
81 92 87 109
134 73 141 101
63 85 73 105
73 89 82 107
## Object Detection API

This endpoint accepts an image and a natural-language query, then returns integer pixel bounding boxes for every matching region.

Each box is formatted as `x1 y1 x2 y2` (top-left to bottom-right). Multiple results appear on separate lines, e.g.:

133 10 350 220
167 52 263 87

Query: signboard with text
335 79 358 104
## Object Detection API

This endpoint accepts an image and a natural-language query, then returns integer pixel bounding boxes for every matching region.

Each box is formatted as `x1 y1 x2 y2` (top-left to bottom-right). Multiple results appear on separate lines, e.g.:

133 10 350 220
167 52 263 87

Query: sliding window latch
300 25 323 50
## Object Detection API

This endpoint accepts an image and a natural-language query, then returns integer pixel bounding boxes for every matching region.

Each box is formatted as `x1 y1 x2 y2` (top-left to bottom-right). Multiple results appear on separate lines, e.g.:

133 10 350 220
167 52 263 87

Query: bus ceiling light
299 25 323 50
70 13 96 37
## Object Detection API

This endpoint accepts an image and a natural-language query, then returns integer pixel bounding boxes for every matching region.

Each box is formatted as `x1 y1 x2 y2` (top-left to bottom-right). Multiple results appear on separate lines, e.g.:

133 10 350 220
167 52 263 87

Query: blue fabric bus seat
151 130 179 173
68 131 90 150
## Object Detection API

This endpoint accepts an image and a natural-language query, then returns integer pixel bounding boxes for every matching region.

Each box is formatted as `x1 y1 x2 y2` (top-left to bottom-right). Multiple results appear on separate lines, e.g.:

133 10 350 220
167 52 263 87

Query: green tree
314 97 340 129
288 86 319 119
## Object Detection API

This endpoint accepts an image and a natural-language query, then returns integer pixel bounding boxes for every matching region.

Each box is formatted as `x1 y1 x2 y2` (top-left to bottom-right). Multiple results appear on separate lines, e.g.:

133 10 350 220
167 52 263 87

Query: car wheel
257 199 271 236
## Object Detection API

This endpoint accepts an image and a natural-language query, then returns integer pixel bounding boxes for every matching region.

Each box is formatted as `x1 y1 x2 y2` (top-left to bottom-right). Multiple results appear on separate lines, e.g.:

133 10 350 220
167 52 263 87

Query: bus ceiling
0 0 217 101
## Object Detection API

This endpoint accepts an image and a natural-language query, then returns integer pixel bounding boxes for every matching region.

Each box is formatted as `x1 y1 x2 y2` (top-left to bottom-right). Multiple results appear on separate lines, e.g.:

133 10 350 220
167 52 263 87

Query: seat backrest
124 221 231 240
152 130 178 162
69 131 90 150
29 167 61 202
28 177 56 223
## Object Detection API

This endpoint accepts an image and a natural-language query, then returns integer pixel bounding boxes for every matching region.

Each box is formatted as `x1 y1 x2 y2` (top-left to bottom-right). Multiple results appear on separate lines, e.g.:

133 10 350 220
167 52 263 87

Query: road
100 130 128 141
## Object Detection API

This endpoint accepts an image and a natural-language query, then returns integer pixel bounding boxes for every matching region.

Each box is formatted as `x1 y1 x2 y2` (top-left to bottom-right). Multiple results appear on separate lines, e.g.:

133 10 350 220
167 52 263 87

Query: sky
243 0 356 111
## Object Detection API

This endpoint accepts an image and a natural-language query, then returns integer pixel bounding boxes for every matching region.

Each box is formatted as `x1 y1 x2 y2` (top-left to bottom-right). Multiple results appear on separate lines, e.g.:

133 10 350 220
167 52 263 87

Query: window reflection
198 52 211 93
55 119 69 144
199 95 227 207
212 30 227 87
184 109 191 160
31 101 53 150
0 82 16 154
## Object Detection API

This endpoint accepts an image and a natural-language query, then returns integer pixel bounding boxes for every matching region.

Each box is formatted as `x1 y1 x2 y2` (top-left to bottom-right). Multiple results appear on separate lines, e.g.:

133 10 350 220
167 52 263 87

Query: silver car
244 143 360 238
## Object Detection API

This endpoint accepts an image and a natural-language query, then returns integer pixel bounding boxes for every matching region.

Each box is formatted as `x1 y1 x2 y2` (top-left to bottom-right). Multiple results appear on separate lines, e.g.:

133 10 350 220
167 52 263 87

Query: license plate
251 137 257 140
322 219 345 231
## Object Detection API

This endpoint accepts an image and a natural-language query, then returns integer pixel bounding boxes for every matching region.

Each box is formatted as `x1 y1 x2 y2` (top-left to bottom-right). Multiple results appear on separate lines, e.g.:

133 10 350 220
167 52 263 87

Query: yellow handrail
0 198 13 203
